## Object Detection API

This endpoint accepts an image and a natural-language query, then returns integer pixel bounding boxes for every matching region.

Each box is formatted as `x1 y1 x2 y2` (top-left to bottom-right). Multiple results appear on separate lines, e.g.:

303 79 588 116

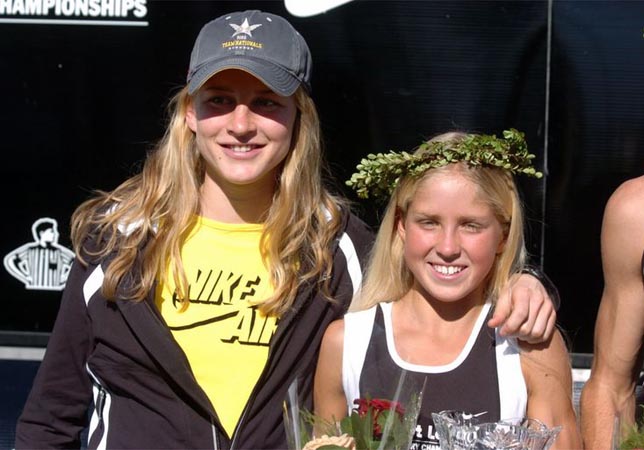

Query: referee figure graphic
4 217 74 291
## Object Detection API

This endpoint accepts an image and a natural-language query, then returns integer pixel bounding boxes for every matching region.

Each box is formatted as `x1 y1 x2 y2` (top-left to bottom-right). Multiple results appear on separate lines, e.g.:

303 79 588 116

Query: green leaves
346 151 411 200
345 129 543 200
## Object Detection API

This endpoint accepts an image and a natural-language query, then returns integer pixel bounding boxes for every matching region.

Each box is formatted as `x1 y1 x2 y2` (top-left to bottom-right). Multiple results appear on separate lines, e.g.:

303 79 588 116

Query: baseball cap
187 10 312 96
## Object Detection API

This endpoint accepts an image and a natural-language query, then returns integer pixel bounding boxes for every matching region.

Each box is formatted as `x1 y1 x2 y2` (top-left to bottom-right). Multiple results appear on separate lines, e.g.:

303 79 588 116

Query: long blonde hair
71 86 347 317
351 132 526 311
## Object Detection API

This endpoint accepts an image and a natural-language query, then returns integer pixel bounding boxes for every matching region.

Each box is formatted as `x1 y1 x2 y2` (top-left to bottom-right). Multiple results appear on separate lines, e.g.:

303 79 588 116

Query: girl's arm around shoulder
520 330 582 450
314 318 348 425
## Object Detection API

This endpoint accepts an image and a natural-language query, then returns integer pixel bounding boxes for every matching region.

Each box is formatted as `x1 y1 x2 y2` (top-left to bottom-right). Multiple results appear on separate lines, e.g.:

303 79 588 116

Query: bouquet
283 372 424 450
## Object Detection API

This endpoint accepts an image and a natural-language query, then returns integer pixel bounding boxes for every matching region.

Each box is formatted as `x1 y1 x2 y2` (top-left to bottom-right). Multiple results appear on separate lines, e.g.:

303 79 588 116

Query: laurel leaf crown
346 128 543 200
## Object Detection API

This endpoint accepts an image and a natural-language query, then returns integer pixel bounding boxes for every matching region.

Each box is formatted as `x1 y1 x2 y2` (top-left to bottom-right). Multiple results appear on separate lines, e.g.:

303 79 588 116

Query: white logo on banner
4 217 75 291
284 0 356 17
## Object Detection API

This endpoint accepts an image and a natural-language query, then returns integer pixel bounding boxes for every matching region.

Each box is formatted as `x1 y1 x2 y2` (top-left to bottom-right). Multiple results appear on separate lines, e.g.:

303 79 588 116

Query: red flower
371 399 405 416
352 398 406 439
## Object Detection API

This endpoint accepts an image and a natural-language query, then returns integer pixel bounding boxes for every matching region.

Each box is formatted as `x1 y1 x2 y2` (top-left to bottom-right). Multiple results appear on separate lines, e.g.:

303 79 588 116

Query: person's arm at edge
313 319 348 431
521 330 583 449
580 177 644 450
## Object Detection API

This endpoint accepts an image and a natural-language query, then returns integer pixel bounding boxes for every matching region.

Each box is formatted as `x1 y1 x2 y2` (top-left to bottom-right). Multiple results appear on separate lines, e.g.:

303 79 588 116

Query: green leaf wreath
346 128 543 200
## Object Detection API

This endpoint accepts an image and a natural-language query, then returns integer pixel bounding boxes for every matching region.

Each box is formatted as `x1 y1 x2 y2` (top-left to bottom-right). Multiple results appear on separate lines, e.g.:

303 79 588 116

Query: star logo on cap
230 18 262 38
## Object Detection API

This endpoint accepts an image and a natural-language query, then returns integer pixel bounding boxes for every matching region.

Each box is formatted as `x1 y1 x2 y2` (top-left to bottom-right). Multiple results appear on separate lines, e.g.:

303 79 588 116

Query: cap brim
187 56 301 97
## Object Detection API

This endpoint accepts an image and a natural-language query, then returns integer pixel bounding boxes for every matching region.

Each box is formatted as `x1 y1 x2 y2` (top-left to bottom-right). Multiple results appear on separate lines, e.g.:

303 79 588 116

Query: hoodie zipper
141 299 225 449
228 334 278 450
96 387 106 418
86 365 110 446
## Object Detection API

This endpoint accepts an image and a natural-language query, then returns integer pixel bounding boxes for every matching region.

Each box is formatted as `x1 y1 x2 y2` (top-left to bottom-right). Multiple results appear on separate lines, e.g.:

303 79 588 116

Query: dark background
1 0 643 357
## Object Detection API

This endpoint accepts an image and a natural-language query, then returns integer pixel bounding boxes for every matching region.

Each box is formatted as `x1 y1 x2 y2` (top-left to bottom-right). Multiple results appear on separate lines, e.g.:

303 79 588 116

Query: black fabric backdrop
1 0 643 354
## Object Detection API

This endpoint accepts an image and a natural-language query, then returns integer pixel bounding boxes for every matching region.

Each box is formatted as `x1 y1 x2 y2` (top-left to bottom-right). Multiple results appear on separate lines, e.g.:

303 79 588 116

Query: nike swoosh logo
167 311 239 331
284 0 356 17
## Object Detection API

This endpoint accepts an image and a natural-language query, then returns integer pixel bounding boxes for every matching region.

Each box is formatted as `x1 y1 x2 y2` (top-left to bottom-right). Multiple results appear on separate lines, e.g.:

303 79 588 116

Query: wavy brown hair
71 86 347 317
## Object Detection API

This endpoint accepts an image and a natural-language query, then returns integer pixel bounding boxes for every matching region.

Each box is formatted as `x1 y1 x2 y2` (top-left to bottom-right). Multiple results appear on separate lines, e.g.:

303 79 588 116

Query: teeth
434 265 463 275
230 145 253 153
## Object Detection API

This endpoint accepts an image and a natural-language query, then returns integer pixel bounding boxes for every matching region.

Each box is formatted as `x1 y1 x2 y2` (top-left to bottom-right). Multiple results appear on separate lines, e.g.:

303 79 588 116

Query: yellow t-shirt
155 216 277 437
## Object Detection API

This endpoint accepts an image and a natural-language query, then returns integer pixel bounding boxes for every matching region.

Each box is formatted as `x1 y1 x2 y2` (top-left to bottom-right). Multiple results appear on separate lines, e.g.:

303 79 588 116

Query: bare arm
313 319 348 431
521 330 583 449
580 177 644 449
489 273 557 344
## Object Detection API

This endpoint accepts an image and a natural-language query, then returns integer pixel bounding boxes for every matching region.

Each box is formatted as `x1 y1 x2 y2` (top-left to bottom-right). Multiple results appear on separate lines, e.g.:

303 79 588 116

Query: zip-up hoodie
15 211 374 449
